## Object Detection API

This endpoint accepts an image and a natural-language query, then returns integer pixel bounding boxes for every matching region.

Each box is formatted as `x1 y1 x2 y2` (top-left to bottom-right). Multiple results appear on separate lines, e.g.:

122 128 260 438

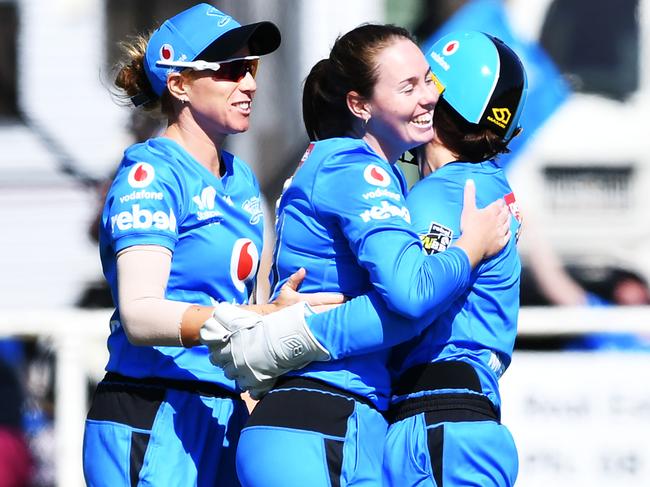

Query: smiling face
182 48 257 138
363 38 438 162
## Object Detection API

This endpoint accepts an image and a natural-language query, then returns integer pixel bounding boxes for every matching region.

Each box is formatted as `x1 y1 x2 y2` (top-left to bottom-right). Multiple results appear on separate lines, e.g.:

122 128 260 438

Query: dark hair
302 24 415 141
433 98 511 162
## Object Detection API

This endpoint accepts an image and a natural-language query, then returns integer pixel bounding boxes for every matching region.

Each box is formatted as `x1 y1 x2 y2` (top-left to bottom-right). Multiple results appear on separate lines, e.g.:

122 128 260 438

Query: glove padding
200 302 330 398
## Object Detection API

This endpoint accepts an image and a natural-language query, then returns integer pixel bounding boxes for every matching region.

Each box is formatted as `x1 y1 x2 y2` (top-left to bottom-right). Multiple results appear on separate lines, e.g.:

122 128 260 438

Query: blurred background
0 0 649 485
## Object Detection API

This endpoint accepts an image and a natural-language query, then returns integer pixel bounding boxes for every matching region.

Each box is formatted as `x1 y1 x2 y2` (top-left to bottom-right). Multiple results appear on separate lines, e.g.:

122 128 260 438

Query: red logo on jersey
127 162 155 188
504 192 522 223
297 143 315 170
363 164 391 187
230 239 259 293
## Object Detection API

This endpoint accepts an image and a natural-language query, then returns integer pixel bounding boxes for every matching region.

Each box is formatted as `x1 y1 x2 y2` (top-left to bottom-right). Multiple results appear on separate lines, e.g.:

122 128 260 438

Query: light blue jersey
269 137 472 410
87 137 261 487
236 137 472 487
99 137 264 387
392 159 521 410
383 159 522 487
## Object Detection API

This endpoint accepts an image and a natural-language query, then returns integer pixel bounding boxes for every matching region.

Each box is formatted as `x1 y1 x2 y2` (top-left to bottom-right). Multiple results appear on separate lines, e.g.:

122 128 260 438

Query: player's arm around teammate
202 24 511 487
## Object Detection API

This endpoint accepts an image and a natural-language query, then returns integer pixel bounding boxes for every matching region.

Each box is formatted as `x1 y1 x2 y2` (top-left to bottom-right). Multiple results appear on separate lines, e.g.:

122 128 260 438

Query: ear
346 91 371 122
166 72 190 103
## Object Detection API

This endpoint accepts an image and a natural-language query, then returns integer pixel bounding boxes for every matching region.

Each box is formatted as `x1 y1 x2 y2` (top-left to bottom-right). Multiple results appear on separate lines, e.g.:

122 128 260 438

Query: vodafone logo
160 44 174 62
128 162 155 188
230 239 259 292
442 40 459 56
363 164 391 188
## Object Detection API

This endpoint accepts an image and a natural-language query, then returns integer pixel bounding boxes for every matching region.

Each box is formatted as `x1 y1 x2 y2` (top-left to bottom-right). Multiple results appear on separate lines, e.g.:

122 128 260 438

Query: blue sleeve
305 167 472 359
306 247 470 359
312 156 471 320
306 291 417 359
105 152 184 253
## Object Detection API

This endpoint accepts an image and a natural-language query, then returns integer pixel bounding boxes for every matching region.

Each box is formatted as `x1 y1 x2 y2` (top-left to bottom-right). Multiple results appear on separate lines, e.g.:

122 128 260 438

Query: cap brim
198 21 281 61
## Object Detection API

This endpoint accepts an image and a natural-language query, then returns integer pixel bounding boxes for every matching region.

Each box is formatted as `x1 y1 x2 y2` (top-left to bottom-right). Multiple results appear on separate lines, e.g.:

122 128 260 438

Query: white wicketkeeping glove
199 302 330 398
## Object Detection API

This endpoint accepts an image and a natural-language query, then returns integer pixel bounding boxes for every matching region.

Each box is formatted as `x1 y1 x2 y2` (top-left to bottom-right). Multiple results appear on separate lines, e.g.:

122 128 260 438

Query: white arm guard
200 302 330 397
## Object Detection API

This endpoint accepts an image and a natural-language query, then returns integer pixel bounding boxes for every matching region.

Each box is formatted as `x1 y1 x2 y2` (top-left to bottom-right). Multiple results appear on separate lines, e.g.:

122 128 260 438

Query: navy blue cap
144 3 281 96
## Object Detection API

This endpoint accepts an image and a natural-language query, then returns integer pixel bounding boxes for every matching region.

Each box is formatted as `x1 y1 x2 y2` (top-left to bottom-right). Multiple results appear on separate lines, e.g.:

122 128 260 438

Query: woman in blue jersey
203 24 513 487
382 31 527 487
80 4 335 486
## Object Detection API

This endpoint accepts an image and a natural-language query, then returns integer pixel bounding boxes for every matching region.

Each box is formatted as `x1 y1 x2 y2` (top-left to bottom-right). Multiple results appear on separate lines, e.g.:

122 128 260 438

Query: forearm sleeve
117 245 192 346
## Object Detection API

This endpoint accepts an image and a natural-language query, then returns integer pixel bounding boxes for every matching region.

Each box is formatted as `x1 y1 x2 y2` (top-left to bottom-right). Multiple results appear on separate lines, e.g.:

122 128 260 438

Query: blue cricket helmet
425 31 527 143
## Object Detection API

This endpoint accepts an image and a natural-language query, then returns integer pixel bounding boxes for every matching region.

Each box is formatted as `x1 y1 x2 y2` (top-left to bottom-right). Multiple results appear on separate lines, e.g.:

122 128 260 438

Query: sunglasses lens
214 59 259 81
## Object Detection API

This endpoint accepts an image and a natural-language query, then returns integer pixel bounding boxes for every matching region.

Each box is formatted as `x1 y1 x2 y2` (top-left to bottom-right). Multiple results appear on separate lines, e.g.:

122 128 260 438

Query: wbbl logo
420 222 453 255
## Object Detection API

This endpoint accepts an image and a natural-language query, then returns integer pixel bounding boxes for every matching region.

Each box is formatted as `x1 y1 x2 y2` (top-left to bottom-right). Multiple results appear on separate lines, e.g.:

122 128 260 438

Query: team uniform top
99 137 264 389
391 159 522 410
271 137 473 410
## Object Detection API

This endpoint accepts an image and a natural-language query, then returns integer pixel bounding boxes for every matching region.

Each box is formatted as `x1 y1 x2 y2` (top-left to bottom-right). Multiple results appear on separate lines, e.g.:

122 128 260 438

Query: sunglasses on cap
156 55 260 82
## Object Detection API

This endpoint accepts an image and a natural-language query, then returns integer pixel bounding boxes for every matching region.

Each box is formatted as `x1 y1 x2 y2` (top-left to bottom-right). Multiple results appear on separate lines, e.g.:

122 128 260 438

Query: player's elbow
119 304 149 346
121 321 148 346
384 290 430 321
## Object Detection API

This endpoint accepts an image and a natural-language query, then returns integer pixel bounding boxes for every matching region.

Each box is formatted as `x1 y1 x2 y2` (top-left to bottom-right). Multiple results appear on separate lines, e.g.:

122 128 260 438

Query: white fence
1 306 649 486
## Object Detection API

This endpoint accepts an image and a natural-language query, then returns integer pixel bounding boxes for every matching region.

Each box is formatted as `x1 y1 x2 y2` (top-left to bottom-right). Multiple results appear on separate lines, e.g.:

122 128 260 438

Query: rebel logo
110 205 176 233
363 164 391 188
160 44 174 61
359 201 410 224
230 239 259 293
128 162 155 188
